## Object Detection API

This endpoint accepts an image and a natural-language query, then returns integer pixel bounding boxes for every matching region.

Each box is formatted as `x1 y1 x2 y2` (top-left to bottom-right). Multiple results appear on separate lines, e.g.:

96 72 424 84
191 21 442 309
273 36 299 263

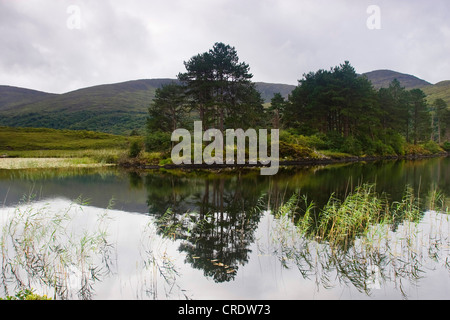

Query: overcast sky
1 0 449 93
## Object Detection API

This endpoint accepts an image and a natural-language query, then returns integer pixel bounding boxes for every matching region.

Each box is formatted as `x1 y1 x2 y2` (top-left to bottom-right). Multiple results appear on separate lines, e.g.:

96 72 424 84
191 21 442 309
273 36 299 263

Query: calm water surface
0 157 449 300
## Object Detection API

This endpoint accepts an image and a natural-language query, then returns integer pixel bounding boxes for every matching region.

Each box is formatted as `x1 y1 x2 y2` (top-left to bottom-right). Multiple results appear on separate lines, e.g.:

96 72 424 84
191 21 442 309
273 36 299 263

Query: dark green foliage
442 141 450 151
282 62 438 156
409 89 431 145
129 129 141 136
129 140 143 158
423 140 441 154
178 42 264 132
431 98 450 144
268 93 286 129
147 82 189 133
145 131 172 152
285 61 379 140
145 42 268 153
0 110 147 135
341 136 363 156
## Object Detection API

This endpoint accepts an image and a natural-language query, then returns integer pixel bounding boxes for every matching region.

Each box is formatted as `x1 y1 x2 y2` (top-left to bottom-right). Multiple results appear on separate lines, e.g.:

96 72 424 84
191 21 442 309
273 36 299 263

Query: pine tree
178 42 262 131
268 93 286 129
431 98 449 143
147 82 188 133
409 89 431 145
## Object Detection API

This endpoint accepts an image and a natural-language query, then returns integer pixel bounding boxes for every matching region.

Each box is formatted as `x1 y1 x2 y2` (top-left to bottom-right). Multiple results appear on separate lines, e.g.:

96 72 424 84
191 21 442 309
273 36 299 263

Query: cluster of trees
279 62 450 155
146 42 265 151
146 42 450 156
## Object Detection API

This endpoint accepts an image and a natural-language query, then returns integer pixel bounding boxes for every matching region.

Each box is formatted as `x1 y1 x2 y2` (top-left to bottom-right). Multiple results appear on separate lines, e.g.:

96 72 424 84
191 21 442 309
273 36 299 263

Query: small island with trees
0 42 448 170
137 42 450 169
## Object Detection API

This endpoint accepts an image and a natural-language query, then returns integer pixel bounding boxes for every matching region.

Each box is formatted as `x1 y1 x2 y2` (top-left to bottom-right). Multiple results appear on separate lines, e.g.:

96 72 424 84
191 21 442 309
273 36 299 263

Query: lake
0 157 449 300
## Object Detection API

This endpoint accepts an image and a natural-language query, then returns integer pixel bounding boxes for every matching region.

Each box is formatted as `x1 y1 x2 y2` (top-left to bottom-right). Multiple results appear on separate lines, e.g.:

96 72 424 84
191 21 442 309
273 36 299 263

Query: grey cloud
0 0 449 93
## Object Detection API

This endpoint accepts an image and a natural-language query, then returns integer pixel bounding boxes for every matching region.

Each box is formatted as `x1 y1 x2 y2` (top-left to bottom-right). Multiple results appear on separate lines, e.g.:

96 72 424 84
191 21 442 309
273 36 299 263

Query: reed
0 197 114 300
277 183 448 248
263 184 449 297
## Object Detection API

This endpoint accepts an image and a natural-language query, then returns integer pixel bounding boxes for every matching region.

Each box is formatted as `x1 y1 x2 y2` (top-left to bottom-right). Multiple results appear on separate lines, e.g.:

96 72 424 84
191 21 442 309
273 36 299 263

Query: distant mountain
362 70 450 108
0 79 296 134
422 80 450 107
1 71 448 135
0 85 56 111
0 79 177 135
362 70 432 89
254 82 296 102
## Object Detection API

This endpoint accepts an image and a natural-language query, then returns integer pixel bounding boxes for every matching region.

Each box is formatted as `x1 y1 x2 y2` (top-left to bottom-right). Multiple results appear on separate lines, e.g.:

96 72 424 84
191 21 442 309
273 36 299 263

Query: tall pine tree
178 42 263 131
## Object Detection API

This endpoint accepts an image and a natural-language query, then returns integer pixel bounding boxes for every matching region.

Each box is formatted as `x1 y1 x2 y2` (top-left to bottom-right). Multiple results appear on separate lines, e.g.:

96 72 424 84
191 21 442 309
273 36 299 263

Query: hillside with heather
0 67 448 136
362 70 432 89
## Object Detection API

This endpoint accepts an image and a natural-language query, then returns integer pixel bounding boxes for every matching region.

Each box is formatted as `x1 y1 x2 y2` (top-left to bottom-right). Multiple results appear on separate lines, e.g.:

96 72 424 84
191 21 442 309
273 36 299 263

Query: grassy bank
130 129 448 169
1 126 447 170
0 126 143 168
0 158 115 170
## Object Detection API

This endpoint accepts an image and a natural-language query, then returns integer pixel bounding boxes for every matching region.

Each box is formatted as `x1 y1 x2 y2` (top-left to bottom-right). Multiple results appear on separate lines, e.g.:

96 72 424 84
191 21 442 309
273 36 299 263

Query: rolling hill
362 70 450 108
362 70 432 89
0 86 56 112
0 80 296 135
0 70 448 135
0 79 177 135
422 80 450 106
255 82 296 102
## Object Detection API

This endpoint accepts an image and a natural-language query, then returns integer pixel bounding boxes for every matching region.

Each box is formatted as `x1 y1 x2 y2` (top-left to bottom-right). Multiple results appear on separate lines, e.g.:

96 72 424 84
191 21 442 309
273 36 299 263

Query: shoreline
0 152 447 171
0 158 116 170
120 152 449 171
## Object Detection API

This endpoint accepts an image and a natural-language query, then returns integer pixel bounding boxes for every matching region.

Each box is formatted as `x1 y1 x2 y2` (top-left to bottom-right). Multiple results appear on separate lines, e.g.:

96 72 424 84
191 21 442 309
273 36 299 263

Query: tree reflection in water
142 159 449 296
1 158 448 299
146 172 267 283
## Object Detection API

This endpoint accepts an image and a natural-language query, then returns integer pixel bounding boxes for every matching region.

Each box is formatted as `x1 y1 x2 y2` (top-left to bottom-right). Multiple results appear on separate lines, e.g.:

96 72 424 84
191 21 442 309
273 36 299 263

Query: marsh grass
263 183 449 297
273 184 436 248
0 126 145 167
0 196 115 300
0 195 187 300
137 217 189 300
0 149 124 167
0 126 135 152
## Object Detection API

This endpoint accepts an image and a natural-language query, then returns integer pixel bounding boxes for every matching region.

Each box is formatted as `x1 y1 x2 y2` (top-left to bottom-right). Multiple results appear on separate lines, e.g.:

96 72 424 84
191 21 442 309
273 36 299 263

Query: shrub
405 143 430 155
423 141 442 154
129 140 143 158
1 289 52 300
384 133 406 155
305 134 328 150
279 141 316 160
145 131 172 152
442 141 450 152
341 136 363 156
373 140 396 156
324 131 345 151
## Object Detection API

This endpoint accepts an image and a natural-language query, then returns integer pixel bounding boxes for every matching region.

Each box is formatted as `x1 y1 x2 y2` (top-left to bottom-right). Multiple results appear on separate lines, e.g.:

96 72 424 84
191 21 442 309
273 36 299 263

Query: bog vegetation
0 126 142 165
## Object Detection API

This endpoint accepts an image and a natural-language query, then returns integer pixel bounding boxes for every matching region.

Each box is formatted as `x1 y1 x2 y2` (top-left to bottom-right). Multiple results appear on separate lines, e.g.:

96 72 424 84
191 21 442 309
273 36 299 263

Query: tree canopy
146 47 447 156
178 42 264 131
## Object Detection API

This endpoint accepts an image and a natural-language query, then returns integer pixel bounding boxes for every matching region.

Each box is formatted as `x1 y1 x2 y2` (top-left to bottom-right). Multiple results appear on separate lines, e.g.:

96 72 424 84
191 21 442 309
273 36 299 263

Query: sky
0 0 449 94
